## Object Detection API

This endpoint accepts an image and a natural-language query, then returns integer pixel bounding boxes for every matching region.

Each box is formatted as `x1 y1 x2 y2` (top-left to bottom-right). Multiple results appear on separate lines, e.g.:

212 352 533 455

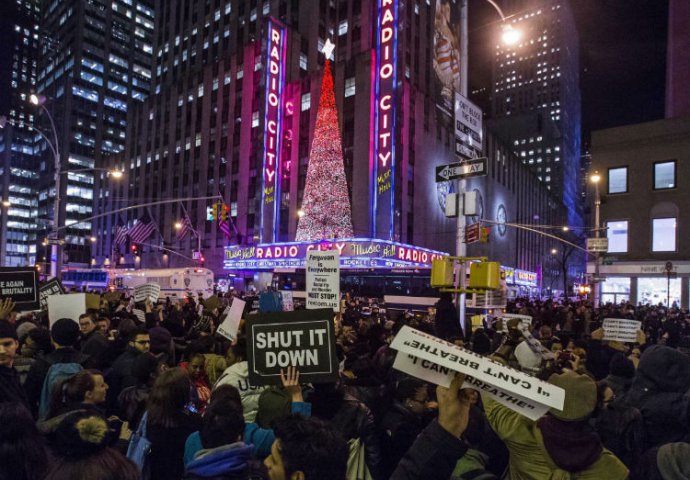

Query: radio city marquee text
263 20 286 206
373 0 398 197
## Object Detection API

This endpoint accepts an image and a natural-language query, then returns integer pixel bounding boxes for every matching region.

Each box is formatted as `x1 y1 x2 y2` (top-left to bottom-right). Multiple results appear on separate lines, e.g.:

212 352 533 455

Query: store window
606 220 628 253
608 167 627 194
654 161 675 190
638 277 681 307
652 217 676 252
601 277 630 305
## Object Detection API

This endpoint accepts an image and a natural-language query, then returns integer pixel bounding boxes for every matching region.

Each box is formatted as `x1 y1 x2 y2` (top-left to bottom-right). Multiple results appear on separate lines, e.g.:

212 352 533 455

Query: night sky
469 0 670 147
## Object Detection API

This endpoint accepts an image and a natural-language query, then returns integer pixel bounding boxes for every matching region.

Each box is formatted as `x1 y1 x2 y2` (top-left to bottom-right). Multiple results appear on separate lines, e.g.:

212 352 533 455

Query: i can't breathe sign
247 309 338 385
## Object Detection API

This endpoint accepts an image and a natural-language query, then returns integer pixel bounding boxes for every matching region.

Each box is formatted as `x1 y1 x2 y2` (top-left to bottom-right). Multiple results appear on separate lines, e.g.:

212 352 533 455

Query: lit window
344 77 355 97
300 53 308 70
608 167 627 194
652 218 676 252
606 220 628 253
252 111 259 127
301 93 311 111
654 161 675 189
338 20 348 36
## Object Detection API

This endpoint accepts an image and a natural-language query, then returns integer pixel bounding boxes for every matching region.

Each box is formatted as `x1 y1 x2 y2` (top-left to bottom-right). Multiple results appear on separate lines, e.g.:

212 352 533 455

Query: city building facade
0 0 41 268
588 116 690 308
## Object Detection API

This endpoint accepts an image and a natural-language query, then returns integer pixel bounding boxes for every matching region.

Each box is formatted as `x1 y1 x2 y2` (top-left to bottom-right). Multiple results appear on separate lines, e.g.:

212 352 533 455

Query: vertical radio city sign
371 0 398 240
261 18 287 242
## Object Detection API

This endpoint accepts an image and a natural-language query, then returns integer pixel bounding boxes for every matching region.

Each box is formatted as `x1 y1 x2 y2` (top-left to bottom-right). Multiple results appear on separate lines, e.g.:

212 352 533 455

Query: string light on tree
295 42 353 241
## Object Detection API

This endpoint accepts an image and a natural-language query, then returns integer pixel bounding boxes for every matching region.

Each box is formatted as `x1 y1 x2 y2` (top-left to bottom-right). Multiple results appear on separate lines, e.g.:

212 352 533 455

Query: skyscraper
490 0 582 227
34 0 154 267
666 0 690 118
0 0 41 267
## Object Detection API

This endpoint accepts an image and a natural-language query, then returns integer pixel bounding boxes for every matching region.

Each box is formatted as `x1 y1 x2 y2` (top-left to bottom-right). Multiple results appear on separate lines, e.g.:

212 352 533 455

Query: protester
215 338 267 422
106 326 151 412
15 326 54 385
0 319 29 406
146 367 203 480
118 351 167 428
46 369 109 418
0 401 51 480
79 313 110 368
433 292 460 340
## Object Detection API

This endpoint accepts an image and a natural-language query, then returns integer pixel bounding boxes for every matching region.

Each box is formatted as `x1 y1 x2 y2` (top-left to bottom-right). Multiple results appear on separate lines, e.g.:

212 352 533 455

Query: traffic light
220 203 230 221
480 227 491 243
208 203 219 221
131 244 140 255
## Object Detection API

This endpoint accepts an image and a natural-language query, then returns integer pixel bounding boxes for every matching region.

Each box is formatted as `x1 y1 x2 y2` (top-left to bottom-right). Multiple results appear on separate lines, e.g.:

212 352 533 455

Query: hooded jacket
183 443 267 480
622 344 690 449
214 361 267 422
482 394 628 480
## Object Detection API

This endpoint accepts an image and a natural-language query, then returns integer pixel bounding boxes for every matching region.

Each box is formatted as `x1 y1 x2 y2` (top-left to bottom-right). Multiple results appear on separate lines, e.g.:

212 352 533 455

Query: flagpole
179 201 201 266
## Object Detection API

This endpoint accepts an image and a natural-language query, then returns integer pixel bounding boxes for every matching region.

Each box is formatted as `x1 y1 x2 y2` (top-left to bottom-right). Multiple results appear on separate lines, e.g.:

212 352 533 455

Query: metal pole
667 271 670 307
593 181 601 307
454 0 468 337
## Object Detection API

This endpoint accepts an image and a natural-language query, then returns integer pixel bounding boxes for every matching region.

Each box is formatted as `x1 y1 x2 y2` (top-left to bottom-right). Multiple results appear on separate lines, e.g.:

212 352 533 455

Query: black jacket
24 347 92 415
0 365 29 408
390 420 467 480
105 346 142 413
80 330 110 368
379 402 428 479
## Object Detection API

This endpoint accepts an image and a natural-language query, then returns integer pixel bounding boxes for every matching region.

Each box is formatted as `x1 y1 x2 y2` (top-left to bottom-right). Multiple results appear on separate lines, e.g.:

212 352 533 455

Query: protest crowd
0 288 689 480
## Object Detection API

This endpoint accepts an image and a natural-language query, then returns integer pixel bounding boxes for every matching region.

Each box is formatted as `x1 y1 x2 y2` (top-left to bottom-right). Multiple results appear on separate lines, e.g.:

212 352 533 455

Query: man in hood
622 344 690 449
214 338 266 422
482 370 628 479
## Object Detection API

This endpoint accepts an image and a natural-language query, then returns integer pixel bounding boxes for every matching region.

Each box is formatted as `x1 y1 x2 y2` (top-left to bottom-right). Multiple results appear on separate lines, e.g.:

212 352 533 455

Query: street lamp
175 220 203 266
456 0 521 336
590 171 602 307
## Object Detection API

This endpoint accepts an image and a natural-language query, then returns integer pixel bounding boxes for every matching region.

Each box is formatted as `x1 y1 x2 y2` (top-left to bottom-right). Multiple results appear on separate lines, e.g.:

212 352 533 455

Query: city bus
61 267 215 299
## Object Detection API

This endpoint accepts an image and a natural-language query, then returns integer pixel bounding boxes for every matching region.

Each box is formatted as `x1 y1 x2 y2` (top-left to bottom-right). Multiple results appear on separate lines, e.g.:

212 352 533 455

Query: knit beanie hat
52 411 111 458
608 353 635 379
255 387 291 429
51 318 80 346
657 442 690 480
514 340 542 374
548 370 597 421
0 320 18 340
148 326 172 354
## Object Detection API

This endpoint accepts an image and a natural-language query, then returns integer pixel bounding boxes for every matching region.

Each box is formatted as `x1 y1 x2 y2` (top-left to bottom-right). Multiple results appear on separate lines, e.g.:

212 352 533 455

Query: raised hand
0 298 16 320
280 366 303 402
437 372 471 438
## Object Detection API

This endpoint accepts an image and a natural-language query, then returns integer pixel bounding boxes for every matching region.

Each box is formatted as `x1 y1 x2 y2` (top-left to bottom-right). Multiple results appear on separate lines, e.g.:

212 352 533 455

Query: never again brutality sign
0 267 39 310
391 326 564 411
306 250 340 311
247 309 338 385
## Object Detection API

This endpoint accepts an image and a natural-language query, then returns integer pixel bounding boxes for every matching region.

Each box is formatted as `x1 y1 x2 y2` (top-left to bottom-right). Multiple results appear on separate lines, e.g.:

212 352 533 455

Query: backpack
347 437 373 480
595 398 645 469
38 361 83 419
126 411 152 480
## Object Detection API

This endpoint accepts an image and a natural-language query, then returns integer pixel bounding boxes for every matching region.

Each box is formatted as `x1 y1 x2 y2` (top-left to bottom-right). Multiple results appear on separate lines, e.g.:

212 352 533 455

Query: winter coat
390 420 468 480
183 443 268 480
80 330 110 368
214 361 267 422
621 344 690 449
0 365 29 408
379 401 428 479
482 395 628 480
117 384 150 428
434 297 461 340
148 411 203 480
105 346 143 412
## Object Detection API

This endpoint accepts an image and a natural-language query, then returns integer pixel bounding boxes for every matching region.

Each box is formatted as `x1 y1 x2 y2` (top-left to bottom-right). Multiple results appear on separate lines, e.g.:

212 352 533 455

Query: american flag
128 212 156 244
176 215 193 240
218 218 232 238
113 219 128 246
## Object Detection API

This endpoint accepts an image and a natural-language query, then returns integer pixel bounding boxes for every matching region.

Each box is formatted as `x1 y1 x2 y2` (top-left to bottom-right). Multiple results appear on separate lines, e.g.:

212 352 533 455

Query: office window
344 77 355 97
606 220 628 253
652 217 676 252
654 161 675 190
608 167 627 194
301 93 311 111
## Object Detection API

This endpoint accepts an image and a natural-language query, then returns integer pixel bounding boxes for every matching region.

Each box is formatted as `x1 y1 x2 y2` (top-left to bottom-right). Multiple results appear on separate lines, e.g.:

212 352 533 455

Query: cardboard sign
306 250 340 311
0 267 39 310
217 297 246 341
132 309 146 324
393 353 550 421
85 293 101 310
247 309 338 385
602 318 641 343
390 326 564 410
280 291 294 312
134 283 161 303
39 279 65 310
519 322 555 361
47 293 88 325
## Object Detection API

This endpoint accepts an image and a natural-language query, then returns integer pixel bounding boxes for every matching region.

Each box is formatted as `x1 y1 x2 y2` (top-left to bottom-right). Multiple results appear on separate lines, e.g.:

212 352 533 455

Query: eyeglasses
134 340 151 345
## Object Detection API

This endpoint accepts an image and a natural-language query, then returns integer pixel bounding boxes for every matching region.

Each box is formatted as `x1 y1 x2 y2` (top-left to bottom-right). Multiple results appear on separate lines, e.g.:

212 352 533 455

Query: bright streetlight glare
1 200 10 207
89 236 97 242
109 170 124 178
591 172 601 184
174 221 182 229
551 248 558 255
501 24 521 45
297 209 305 218
562 226 569 232
29 94 42 105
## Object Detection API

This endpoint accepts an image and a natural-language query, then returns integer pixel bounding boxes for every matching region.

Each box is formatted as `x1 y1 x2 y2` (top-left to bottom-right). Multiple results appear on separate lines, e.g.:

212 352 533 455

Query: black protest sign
0 267 39 310
39 278 65 310
247 309 338 385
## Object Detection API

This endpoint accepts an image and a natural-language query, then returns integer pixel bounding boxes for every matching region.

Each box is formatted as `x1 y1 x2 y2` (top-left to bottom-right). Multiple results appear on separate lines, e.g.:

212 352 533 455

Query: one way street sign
435 157 488 182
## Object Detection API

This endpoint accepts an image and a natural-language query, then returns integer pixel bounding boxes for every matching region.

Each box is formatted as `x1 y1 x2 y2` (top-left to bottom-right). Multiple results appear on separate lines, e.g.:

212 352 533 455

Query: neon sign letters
261 18 287 242
371 0 398 239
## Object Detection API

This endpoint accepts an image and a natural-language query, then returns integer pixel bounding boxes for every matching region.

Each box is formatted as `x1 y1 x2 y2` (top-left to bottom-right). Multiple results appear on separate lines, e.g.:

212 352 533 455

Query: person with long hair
146 367 202 480
0 402 51 480
47 369 109 418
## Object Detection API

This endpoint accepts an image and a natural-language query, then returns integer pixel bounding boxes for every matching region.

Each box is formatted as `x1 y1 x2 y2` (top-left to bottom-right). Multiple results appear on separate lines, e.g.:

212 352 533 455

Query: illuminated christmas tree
295 58 354 241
